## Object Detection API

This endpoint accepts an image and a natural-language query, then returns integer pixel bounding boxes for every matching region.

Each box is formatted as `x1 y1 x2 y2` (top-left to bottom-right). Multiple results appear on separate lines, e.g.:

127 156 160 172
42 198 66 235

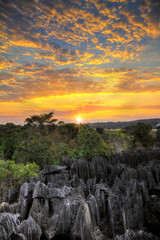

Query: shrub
58 123 79 139
96 127 104 134
133 123 153 148
70 125 111 160
12 133 56 169
156 127 160 145
2 132 20 160
0 160 39 202
108 130 133 153
13 132 71 168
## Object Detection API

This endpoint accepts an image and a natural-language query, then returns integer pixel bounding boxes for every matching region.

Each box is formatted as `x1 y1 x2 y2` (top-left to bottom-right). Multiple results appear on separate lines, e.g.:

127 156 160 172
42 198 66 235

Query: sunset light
0 0 160 124
0 1 160 236
76 116 82 124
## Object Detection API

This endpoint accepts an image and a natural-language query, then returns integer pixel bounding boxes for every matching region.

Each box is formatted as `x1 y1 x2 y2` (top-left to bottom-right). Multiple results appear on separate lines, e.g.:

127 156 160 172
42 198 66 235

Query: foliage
96 127 104 134
58 121 65 126
58 123 79 139
0 114 158 174
25 112 57 126
0 123 22 159
12 132 71 169
156 127 160 145
0 160 39 201
25 112 58 134
2 113 159 203
133 122 153 148
2 132 21 160
89 119 160 129
70 125 111 160
0 123 21 138
124 123 154 149
13 133 53 169
51 142 71 164
108 130 133 153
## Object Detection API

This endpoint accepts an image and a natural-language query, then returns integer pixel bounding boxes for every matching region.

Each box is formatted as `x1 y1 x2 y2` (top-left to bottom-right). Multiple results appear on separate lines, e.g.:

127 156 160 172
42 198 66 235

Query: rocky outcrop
0 151 160 240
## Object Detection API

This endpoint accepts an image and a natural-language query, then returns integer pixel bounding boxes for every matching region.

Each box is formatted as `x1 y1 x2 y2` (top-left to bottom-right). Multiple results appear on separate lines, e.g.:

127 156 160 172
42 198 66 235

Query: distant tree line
0 112 160 202
89 118 160 129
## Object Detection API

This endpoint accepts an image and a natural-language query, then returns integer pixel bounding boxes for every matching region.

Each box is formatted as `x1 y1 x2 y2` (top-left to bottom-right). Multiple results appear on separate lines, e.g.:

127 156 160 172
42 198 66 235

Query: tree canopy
25 112 57 126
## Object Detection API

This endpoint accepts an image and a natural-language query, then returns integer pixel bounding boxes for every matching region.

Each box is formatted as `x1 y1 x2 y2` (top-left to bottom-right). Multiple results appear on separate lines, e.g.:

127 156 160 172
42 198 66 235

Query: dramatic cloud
0 0 160 122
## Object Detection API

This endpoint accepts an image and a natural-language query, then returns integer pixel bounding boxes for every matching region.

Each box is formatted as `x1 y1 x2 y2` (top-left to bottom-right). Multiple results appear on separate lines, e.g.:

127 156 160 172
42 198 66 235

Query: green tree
58 123 79 140
108 130 133 153
12 133 53 168
70 125 111 160
2 132 21 160
156 127 160 145
25 112 58 133
12 132 70 169
58 121 65 126
50 142 70 164
0 123 22 159
96 127 104 134
133 122 153 148
0 160 39 202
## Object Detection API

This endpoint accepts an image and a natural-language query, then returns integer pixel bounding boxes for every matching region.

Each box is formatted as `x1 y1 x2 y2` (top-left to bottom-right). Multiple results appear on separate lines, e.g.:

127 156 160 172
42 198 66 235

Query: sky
0 0 160 124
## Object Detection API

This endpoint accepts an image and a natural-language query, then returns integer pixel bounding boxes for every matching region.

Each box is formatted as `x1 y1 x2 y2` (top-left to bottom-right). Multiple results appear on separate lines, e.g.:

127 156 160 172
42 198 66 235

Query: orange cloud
0 0 160 123
1 92 160 123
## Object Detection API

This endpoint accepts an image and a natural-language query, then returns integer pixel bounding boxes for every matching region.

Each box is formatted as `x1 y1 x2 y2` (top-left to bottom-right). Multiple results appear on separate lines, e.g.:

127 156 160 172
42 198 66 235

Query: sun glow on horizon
0 0 160 123
76 116 82 124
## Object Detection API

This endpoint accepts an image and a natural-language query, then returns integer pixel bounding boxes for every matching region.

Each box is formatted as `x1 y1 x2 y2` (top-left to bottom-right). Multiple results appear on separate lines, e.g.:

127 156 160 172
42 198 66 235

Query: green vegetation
106 129 134 153
70 125 111 160
0 112 160 202
124 122 153 149
25 112 58 134
156 127 160 146
0 160 39 201
134 122 153 148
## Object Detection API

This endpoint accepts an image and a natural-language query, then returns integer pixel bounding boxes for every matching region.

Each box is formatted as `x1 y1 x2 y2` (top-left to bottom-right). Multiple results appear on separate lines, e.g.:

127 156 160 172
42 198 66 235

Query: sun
76 116 82 124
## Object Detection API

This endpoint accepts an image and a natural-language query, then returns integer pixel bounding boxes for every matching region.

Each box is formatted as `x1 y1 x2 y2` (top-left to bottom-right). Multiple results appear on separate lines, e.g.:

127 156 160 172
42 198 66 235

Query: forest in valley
0 112 160 202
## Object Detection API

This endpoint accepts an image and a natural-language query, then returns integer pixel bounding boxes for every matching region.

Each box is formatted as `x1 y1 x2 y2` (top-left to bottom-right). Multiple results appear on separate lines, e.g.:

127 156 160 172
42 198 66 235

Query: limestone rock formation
0 151 160 240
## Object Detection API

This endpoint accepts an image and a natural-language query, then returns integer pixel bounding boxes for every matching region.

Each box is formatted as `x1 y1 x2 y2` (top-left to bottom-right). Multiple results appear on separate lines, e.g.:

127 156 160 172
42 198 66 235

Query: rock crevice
0 151 160 240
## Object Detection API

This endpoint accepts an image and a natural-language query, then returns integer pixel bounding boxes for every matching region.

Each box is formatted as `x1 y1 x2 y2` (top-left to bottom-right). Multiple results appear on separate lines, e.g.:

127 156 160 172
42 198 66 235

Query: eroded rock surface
0 151 160 240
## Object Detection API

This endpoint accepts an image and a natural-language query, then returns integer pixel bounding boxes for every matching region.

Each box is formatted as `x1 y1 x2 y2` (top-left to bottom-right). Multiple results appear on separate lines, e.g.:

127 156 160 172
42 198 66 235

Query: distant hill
88 118 160 129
